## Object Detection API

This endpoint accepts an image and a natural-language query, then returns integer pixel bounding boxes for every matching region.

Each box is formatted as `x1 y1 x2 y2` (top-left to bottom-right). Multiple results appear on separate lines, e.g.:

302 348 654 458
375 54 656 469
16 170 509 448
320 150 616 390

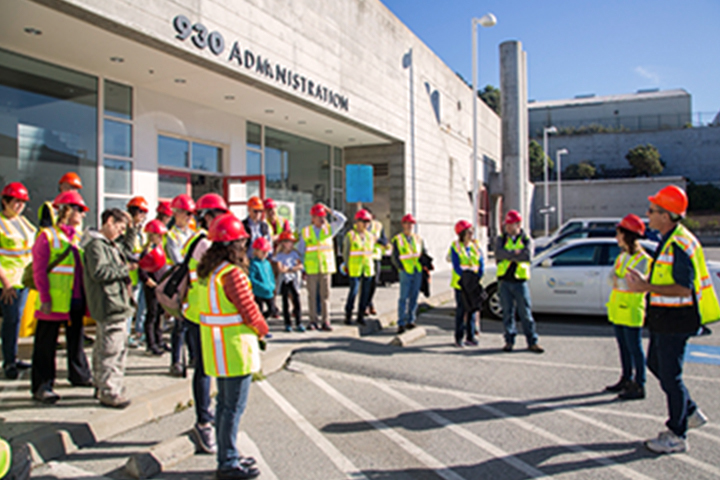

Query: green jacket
82 229 136 323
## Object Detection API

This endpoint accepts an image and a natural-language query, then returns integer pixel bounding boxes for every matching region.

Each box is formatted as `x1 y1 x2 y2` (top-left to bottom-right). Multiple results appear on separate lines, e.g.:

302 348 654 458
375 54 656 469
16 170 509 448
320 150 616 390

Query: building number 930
173 15 225 56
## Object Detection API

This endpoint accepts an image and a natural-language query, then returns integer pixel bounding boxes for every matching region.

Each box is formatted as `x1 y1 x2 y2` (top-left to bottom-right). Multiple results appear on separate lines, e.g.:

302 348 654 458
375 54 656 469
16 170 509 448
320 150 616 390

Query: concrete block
125 435 196 479
261 344 295 377
358 319 382 336
389 326 427 347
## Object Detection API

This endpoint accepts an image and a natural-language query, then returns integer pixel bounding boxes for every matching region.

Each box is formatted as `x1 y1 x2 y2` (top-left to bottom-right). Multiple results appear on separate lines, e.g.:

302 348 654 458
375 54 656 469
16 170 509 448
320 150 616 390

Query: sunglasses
647 207 662 215
69 205 84 213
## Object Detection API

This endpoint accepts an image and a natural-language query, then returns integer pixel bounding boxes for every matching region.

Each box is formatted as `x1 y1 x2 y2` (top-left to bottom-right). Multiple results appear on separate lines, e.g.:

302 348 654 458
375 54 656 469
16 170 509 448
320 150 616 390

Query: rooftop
529 88 690 110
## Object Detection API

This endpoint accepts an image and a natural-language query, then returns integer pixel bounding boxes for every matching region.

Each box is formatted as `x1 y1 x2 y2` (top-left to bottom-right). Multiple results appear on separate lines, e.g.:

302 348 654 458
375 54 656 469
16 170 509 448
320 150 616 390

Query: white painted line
257 380 369 480
689 351 720 360
239 432 279 480
578 406 720 439
305 371 466 480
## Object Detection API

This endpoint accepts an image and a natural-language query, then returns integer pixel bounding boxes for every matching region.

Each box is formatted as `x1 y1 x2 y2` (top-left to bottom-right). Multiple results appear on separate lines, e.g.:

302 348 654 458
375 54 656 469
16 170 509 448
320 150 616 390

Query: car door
530 243 604 314
600 244 622 311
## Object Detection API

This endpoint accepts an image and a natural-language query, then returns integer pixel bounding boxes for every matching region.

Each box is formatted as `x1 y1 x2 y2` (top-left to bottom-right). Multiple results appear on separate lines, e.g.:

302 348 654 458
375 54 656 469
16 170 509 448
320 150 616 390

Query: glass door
223 175 266 220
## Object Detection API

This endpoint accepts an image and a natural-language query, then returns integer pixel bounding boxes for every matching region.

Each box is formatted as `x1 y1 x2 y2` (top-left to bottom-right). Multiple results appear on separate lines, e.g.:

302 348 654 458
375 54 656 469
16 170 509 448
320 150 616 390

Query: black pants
367 259 382 309
280 282 301 327
142 283 164 352
31 299 92 393
254 296 274 319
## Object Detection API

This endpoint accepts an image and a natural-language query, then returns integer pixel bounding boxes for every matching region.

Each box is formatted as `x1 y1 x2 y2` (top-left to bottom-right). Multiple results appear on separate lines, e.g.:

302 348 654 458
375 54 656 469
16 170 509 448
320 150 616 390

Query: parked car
534 228 616 255
481 237 720 320
533 217 621 251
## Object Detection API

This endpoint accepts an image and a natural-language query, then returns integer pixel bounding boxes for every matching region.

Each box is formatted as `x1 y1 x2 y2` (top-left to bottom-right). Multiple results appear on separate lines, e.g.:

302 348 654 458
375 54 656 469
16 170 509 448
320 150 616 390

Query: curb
125 434 196 479
389 326 427 347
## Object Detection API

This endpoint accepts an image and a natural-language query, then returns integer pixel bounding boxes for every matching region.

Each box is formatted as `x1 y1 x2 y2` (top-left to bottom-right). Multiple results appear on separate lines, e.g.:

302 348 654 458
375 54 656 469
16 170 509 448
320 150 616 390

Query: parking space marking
686 345 720 366
257 380 369 480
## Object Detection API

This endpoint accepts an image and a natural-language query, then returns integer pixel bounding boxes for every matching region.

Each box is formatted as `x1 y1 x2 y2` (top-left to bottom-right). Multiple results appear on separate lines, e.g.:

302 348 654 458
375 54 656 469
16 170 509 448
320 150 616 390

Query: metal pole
542 128 549 236
410 50 416 231
471 19 478 240
557 150 563 228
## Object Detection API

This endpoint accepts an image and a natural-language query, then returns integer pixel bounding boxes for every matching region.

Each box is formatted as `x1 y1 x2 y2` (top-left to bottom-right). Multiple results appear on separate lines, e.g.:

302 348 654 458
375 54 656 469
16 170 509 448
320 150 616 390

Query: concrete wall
545 126 720 185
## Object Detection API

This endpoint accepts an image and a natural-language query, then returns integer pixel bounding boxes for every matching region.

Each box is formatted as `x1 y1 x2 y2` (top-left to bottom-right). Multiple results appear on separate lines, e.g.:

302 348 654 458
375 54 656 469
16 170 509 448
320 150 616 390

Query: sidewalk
0 270 453 476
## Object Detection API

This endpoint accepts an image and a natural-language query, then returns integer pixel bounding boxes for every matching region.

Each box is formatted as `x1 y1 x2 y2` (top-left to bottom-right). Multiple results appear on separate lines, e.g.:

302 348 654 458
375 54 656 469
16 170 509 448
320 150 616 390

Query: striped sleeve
221 268 269 337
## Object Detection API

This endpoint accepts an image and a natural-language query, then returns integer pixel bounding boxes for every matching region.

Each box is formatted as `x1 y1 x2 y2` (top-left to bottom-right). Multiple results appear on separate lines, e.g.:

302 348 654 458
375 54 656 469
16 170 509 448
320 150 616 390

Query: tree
625 144 663 176
478 85 501 116
564 161 596 180
529 140 553 181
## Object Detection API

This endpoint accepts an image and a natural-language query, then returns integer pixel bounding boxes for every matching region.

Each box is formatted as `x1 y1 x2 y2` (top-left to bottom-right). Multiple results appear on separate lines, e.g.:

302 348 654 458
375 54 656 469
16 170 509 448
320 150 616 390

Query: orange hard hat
127 196 149 212
208 213 249 242
138 245 167 273
455 220 472 235
252 237 272 252
1 182 29 202
401 213 416 224
648 185 688 216
53 191 89 212
617 214 645 236
278 230 296 242
310 203 327 217
171 194 196 213
144 219 168 235
504 210 522 224
59 172 82 189
197 193 228 213
247 196 264 211
156 201 173 217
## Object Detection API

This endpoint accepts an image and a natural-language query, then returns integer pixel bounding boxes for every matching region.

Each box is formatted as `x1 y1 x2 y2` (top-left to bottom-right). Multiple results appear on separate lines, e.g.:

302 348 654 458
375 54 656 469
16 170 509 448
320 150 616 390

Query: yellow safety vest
649 224 720 325
198 261 261 377
36 227 76 314
0 213 36 288
393 233 422 274
37 201 56 228
347 229 375 278
606 250 650 327
302 223 336 274
165 225 193 266
369 220 384 260
496 236 531 280
267 218 287 236
449 240 482 290
182 229 207 324
128 228 144 286
0 437 10 479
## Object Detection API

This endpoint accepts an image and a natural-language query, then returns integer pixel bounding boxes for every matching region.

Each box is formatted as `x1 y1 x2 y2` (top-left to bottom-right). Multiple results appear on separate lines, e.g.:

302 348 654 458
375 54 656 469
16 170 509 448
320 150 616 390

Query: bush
563 161 596 180
625 144 663 176
529 140 553 181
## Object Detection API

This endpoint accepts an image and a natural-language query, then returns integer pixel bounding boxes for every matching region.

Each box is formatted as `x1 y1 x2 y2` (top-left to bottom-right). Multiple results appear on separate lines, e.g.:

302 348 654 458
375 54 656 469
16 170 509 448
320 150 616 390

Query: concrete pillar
499 41 530 232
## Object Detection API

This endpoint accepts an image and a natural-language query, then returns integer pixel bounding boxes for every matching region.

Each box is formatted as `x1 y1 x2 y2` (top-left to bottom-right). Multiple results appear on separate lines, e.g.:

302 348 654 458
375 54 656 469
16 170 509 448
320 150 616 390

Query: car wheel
483 283 502 320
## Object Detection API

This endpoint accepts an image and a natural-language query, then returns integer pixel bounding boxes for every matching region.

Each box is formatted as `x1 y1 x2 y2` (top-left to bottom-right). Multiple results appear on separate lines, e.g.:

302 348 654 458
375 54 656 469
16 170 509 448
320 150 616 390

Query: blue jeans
1 287 28 368
454 289 477 343
613 324 646 386
647 331 697 438
398 270 422 327
216 374 252 470
499 280 538 346
345 276 373 317
185 320 213 424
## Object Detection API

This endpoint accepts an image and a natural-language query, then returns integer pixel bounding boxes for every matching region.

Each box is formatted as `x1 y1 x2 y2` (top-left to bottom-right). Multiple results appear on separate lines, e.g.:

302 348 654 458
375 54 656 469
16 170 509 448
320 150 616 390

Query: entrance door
223 175 266 219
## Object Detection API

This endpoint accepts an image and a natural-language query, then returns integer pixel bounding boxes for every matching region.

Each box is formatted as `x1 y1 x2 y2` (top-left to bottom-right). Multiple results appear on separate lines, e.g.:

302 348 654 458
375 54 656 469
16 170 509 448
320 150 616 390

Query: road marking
686 345 720 365
305 371 466 480
257 380 369 480
239 432 279 480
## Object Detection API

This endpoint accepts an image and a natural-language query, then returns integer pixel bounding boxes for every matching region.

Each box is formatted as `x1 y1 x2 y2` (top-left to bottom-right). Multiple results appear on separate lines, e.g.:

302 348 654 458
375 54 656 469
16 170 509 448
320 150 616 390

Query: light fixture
325 129 333 134
148 69 155 75
224 95 235 100
174 78 186 84
23 27 42 35
348 138 356 142
477 13 497 27
297 120 307 125
110 57 124 63
264 109 274 114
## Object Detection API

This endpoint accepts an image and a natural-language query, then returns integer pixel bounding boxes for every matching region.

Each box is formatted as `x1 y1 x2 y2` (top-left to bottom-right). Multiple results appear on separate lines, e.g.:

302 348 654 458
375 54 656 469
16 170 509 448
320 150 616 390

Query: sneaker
308 323 319 331
397 326 406 335
688 409 708 430
502 343 513 352
33 388 60 404
321 323 333 332
464 339 479 347
3 364 18 380
295 325 306 333
618 382 645 400
528 344 545 353
127 337 139 349
284 325 293 332
216 465 260 480
645 430 687 454
368 306 377 315
16 360 31 369
240 456 257 467
453 341 464 348
169 362 185 377
98 393 131 409
192 423 217 454
605 378 631 393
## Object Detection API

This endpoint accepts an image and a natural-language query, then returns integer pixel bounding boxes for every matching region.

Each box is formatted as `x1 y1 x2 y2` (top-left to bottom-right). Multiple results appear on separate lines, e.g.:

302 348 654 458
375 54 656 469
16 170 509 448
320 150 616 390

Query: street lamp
542 125 557 236
471 12 497 239
556 148 569 228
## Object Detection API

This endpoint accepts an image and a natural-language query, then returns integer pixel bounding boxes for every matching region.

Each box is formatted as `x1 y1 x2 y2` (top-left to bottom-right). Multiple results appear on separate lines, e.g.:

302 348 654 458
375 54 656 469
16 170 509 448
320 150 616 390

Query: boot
356 314 366 326
618 381 645 400
605 377 631 393
344 312 353 325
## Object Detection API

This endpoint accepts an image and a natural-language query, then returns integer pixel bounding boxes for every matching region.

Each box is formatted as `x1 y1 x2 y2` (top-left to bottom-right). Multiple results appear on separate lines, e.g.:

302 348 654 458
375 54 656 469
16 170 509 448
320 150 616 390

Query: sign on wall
346 164 374 203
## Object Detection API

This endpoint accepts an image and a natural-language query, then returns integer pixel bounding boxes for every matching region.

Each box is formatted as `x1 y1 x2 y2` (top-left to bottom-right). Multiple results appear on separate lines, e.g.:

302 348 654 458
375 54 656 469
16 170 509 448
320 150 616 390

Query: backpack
156 234 205 318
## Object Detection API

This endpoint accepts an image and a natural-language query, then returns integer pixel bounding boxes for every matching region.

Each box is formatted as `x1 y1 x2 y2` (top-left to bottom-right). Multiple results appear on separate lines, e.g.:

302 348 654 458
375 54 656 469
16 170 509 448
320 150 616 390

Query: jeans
398 270 422 327
454 289 477 343
613 324 646 386
367 259 382 308
281 281 301 327
171 316 188 365
185 320 213 425
1 287 28 368
216 374 252 470
345 275 373 319
499 280 538 346
647 331 697 438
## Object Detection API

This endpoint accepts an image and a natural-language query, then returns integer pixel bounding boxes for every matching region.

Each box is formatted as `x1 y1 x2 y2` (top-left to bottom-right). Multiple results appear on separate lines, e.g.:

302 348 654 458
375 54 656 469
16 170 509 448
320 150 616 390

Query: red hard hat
138 245 167 273
247 196 264 211
355 209 372 221
310 203 327 217
278 230 296 242
617 214 645 236
53 191 89 212
171 194 196 213
252 237 272 252
144 219 168 235
648 185 688 216
197 193 228 212
504 210 522 224
401 213 416 224
454 220 472 235
58 172 82 189
156 201 173 217
263 198 277 210
1 182 30 202
127 196 149 212
208 213 249 242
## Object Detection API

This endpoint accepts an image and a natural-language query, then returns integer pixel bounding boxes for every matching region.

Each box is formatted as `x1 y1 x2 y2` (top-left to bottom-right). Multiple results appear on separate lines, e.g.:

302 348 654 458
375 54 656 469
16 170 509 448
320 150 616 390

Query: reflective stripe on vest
0 213 35 288
347 229 375 277
606 250 650 327
36 227 75 314
302 223 336 274
393 233 422 274
449 240 481 290
496 236 530 280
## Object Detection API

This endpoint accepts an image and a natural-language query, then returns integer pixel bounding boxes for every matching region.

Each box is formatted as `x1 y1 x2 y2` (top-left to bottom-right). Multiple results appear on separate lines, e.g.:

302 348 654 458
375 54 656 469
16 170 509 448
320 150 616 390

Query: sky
381 0 720 119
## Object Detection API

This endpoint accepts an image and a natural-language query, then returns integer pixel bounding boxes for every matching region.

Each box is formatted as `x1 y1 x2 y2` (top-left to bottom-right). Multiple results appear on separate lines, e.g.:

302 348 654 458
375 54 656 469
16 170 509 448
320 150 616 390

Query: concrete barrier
125 435 196 479
389 326 427 347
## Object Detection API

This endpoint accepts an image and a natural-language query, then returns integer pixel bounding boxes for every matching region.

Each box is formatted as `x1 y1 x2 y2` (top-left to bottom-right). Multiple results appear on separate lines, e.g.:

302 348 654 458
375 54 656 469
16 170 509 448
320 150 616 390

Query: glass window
246 122 262 149
104 80 132 120
192 142 221 172
264 147 288 188
0 48 98 225
158 135 189 169
333 147 343 167
559 221 582 235
606 244 621 266
104 196 129 211
104 158 131 194
246 150 262 176
158 173 188 199
333 169 342 190
104 119 132 157
551 245 601 266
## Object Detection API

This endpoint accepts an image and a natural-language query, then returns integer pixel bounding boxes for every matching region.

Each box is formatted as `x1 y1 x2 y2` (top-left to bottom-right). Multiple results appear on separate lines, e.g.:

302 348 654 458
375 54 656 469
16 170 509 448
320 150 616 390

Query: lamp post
556 148 569 228
542 125 557 236
471 13 496 239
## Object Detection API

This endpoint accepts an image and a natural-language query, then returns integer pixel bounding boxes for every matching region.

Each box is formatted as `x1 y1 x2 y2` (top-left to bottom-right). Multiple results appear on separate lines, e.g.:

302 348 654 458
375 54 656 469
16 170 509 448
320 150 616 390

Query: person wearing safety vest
242 196 272 259
196 213 267 479
30 191 93 403
178 193 228 453
364 208 389 317
263 197 291 242
37 172 83 228
126 196 149 349
342 209 377 326
391 214 426 334
137 219 168 357
496 211 544 353
605 214 651 401
298 203 347 331
0 182 36 380
448 220 483 347
625 185 719 454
